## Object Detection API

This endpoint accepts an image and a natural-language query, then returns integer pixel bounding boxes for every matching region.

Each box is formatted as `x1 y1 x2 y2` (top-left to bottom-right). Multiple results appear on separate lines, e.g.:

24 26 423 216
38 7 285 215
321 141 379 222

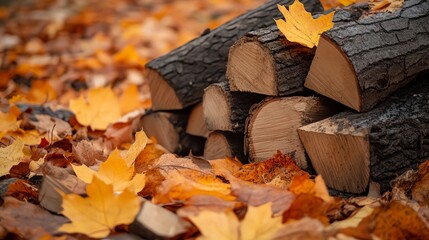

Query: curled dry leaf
275 0 334 48
59 175 141 238
0 139 25 177
369 0 404 12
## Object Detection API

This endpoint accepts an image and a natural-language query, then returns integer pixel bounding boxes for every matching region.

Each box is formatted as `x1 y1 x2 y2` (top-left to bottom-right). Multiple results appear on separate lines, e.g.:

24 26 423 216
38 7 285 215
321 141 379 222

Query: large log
145 0 322 110
186 103 209 138
203 81 265 133
226 7 364 96
140 110 205 156
298 78 429 194
246 96 341 169
204 131 245 162
305 0 429 112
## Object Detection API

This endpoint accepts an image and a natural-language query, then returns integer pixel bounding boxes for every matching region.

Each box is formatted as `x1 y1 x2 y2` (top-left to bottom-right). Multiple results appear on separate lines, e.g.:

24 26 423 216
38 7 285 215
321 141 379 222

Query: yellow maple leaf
72 149 145 194
275 0 334 48
70 86 121 130
320 0 355 10
119 84 144 114
58 175 141 238
124 130 148 167
188 203 283 240
0 139 24 177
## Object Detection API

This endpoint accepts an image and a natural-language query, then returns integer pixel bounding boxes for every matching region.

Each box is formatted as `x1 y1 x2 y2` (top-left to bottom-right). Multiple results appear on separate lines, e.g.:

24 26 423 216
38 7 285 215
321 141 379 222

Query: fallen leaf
369 0 404 12
283 194 331 224
273 217 326 240
320 0 356 10
72 149 146 194
113 45 147 68
188 203 283 240
59 175 141 238
25 80 57 104
69 86 121 130
0 139 25 177
288 175 333 202
5 179 38 203
119 84 146 114
331 205 375 229
275 0 334 48
340 201 429 240
31 114 72 142
124 130 148 166
209 157 242 175
233 151 307 186
72 140 106 166
0 197 68 239
412 161 429 206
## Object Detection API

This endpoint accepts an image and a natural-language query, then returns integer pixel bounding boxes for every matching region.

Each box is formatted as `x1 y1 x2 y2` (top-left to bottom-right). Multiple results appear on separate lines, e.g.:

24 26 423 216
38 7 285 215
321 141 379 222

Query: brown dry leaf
230 178 295 216
273 217 326 240
104 121 134 149
59 175 141 238
31 114 72 141
275 0 334 48
69 86 121 130
340 201 429 240
72 140 106 166
25 80 57 104
180 195 240 214
134 139 165 173
5 179 39 203
209 157 242 175
283 194 331 224
188 202 283 240
412 161 429 206
0 197 68 239
369 0 403 12
288 175 333 202
233 151 308 186
153 171 234 204
0 139 25 177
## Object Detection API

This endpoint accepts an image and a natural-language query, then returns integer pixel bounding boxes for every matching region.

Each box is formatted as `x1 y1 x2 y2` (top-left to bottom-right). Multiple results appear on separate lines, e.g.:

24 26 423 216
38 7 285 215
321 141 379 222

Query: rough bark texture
227 7 364 96
140 110 205 156
203 80 265 133
145 0 322 110
301 78 429 192
323 0 429 112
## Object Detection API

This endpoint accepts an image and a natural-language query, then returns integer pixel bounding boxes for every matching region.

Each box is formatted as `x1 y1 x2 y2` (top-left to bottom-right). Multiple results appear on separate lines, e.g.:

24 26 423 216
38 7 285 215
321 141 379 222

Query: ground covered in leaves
0 0 429 239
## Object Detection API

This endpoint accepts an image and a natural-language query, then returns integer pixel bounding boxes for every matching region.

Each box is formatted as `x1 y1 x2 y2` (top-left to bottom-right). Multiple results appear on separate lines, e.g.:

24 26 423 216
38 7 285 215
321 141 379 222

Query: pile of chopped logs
142 0 429 194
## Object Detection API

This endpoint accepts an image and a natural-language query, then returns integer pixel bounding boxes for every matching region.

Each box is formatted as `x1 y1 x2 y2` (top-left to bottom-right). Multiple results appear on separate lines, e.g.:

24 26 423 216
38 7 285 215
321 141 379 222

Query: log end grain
227 40 277 95
305 36 361 111
203 84 232 131
204 131 234 160
298 120 370 193
145 69 183 111
141 112 180 153
186 103 210 138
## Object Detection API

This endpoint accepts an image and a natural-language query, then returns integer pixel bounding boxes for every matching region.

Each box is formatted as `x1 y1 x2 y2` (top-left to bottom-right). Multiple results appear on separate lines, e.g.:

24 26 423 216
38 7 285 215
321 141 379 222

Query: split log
204 131 245 162
145 0 322 110
305 0 429 112
186 103 209 138
298 78 429 193
226 7 364 96
203 81 265 133
140 111 205 156
246 96 341 169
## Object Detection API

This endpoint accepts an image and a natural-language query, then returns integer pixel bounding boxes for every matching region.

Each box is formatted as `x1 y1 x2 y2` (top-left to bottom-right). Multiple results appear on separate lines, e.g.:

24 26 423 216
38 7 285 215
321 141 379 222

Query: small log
145 0 322 110
226 7 364 96
204 131 245 162
305 0 429 112
246 96 341 169
298 78 429 193
203 81 265 133
186 103 209 138
140 111 205 155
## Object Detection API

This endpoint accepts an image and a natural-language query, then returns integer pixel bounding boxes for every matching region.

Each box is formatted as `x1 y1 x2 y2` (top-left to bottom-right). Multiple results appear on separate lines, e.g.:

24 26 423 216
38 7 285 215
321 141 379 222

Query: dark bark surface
324 0 429 112
227 7 365 96
205 81 265 133
146 0 322 109
324 78 429 192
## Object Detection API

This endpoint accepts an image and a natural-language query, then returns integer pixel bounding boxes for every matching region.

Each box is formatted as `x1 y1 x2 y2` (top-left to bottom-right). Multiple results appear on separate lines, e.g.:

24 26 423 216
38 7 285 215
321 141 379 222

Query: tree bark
305 0 429 112
298 78 429 194
226 7 365 96
203 81 265 133
145 0 323 110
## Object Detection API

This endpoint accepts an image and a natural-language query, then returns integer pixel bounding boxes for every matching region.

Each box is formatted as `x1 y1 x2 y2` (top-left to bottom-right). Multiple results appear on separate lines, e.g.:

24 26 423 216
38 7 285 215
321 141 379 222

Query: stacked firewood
142 0 429 194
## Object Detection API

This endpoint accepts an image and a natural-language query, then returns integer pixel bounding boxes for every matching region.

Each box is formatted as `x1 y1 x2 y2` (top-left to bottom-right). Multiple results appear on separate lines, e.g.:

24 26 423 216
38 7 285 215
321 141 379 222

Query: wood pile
143 0 429 193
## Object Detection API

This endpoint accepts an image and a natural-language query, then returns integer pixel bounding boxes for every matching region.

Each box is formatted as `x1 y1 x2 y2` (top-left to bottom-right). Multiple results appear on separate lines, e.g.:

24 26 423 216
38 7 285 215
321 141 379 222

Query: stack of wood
144 0 429 194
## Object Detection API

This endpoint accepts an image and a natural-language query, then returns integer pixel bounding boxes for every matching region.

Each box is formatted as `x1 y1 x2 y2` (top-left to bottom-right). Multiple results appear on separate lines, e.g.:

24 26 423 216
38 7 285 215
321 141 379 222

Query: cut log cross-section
226 7 364 96
204 131 245 162
140 111 205 156
305 0 429 112
186 103 209 138
298 78 429 194
203 81 265 133
145 0 322 110
246 96 342 169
